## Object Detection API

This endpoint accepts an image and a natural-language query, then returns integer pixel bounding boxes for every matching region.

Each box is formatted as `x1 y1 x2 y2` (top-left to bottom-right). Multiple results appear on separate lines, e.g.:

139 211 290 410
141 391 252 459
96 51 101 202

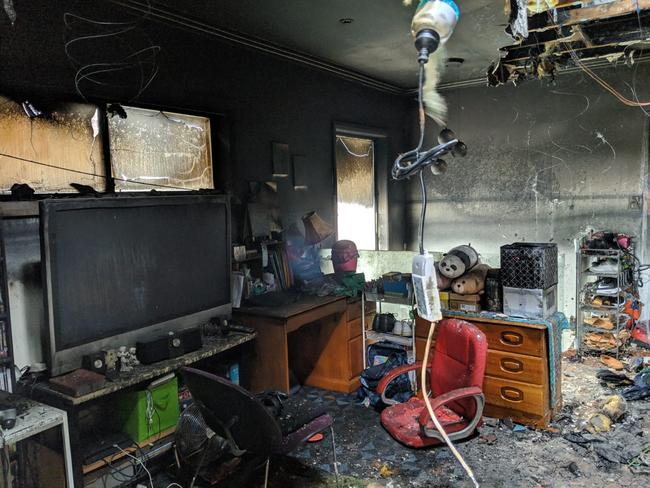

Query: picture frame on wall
272 142 290 178
292 155 308 190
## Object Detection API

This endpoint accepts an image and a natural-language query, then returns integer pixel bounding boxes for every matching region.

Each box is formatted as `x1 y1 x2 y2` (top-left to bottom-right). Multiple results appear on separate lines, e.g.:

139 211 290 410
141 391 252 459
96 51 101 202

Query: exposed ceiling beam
109 0 409 95
530 0 650 32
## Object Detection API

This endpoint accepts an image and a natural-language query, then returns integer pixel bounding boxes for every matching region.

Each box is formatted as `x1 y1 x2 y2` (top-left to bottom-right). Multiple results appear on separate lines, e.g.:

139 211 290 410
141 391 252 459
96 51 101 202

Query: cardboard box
449 293 481 313
439 291 450 309
503 285 557 320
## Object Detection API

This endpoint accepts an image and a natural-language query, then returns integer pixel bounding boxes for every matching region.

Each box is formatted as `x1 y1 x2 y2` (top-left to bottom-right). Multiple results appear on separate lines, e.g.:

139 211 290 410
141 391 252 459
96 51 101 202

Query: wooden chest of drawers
416 312 562 428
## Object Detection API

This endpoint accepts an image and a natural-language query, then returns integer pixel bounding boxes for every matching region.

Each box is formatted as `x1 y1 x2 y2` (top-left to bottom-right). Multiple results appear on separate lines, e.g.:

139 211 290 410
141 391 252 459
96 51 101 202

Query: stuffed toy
451 264 490 295
439 244 480 279
435 262 452 290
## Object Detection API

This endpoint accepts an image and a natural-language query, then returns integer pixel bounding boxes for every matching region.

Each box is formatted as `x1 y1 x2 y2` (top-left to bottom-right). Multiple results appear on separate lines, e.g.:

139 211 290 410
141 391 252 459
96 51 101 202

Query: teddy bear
435 262 453 290
439 244 480 279
451 264 490 295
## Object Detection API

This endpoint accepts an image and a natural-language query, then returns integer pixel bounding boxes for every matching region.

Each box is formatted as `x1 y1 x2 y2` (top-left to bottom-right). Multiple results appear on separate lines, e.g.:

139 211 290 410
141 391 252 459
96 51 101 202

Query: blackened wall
405 67 650 318
0 1 411 249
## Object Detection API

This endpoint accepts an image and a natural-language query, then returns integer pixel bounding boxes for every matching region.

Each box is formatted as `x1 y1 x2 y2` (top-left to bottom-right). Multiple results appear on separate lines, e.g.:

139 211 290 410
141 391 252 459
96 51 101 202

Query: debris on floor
284 353 649 487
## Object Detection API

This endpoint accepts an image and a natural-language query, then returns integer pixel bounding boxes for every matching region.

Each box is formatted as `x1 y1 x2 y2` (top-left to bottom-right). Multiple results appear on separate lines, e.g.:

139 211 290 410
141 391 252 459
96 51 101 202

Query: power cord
113 443 153 488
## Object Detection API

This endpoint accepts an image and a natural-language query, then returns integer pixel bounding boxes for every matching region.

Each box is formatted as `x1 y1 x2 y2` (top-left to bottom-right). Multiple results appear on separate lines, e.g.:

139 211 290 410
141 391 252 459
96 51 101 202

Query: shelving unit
575 244 635 358
361 291 416 369
0 216 15 391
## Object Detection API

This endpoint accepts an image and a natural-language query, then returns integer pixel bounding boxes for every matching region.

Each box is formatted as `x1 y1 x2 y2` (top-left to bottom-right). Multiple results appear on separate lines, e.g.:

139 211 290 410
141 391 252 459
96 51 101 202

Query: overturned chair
376 318 487 448
180 367 337 486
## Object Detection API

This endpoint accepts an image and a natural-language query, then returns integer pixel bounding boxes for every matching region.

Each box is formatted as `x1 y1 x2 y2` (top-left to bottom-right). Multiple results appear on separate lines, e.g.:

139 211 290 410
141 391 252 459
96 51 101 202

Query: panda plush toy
438 244 480 279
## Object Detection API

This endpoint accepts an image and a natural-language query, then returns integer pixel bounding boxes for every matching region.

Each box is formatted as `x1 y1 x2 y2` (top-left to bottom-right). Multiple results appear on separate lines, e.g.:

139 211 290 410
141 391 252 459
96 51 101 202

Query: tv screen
40 195 231 373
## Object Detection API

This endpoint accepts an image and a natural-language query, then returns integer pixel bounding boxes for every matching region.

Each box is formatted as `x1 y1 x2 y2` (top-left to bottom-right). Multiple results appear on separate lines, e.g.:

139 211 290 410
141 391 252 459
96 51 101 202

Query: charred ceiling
489 0 650 87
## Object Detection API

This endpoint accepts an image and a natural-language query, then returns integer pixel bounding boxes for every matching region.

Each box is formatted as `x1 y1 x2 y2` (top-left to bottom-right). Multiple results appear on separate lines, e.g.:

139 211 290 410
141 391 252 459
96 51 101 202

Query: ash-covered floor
269 354 649 488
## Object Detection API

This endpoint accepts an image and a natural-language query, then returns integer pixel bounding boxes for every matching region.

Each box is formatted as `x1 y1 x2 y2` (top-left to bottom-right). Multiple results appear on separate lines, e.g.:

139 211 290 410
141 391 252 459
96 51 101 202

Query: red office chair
376 318 487 448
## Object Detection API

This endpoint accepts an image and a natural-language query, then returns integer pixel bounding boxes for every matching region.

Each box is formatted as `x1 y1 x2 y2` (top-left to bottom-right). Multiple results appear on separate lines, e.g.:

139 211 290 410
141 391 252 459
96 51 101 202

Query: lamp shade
302 211 334 245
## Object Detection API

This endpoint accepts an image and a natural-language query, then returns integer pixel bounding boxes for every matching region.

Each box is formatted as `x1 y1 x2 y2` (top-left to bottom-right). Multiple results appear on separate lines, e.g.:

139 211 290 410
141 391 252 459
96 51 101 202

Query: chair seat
380 398 466 448
279 400 327 435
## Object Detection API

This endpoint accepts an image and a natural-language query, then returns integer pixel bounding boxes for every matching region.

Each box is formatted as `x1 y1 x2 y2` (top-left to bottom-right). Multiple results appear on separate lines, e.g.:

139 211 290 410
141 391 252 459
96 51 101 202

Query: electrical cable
390 27 478 485
420 320 480 487
0 150 191 191
63 1 161 101
418 171 427 255
114 443 154 488
543 5 650 110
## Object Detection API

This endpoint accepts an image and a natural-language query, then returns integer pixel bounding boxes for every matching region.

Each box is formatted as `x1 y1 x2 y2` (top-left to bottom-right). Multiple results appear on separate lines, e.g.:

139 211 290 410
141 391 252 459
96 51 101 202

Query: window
335 135 376 250
0 96 106 193
108 106 213 191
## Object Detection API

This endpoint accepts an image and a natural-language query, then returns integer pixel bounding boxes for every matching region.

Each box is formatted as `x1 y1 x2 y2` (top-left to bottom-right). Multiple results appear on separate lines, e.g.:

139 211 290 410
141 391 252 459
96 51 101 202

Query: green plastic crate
117 376 180 443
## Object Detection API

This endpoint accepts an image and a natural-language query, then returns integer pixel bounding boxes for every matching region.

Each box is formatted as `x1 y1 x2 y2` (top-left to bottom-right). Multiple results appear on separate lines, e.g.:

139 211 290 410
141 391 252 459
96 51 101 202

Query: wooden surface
32 332 256 406
82 426 176 474
236 294 345 319
417 313 556 428
235 295 361 394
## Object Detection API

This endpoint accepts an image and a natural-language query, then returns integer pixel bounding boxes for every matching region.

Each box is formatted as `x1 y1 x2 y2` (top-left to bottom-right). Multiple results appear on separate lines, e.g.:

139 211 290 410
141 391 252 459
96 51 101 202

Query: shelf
582 270 626 278
364 292 413 306
366 330 413 347
582 324 617 334
580 304 623 312
82 426 176 475
580 249 625 255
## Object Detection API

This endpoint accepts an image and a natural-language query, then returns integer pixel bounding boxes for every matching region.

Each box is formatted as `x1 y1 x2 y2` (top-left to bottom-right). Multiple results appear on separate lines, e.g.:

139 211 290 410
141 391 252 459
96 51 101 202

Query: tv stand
23 332 256 487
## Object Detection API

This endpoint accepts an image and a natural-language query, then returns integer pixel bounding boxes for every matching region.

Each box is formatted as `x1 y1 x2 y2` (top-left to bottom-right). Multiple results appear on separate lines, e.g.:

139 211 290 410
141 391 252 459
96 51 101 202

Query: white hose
421 320 479 487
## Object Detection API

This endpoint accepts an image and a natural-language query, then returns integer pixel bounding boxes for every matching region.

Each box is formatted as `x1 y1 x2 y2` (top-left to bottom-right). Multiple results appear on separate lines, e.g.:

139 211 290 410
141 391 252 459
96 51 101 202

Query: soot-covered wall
0 2 412 369
406 67 650 318
0 1 411 249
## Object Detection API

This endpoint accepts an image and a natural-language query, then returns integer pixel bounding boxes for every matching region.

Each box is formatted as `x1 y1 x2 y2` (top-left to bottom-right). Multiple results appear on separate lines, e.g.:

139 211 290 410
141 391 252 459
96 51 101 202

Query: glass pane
335 135 376 250
108 106 213 191
0 96 105 193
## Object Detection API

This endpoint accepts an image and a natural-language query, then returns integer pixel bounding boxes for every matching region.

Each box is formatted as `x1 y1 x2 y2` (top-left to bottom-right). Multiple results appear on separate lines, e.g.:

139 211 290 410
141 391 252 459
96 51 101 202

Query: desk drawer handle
500 358 523 373
500 331 523 346
500 387 523 402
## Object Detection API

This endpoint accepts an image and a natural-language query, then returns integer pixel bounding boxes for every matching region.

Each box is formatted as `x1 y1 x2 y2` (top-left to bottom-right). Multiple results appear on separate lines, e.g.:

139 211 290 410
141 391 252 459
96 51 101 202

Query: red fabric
380 319 487 448
429 319 487 420
380 400 464 449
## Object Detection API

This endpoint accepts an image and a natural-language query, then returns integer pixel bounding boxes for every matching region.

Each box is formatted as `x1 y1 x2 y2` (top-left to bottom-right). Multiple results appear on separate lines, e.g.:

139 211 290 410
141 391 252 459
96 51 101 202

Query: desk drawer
348 301 375 321
483 375 547 417
473 322 545 357
486 350 545 385
347 317 363 340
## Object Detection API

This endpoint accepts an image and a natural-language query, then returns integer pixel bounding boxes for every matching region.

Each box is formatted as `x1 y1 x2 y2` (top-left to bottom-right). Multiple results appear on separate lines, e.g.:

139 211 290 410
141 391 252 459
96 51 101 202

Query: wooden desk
235 295 363 393
25 332 256 487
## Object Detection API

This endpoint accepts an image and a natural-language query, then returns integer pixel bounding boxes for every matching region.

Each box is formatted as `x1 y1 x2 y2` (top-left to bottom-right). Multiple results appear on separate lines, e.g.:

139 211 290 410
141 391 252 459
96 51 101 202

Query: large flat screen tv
40 194 231 376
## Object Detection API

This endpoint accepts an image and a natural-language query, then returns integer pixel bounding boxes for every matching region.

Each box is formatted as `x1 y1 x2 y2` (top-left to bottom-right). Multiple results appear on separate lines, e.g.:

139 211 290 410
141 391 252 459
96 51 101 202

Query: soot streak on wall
406 68 650 318
0 0 411 249
0 1 413 368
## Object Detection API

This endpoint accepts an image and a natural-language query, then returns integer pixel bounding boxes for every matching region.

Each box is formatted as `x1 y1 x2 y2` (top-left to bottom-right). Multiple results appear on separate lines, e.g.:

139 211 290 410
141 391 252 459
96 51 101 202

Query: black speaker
82 351 107 374
136 328 202 364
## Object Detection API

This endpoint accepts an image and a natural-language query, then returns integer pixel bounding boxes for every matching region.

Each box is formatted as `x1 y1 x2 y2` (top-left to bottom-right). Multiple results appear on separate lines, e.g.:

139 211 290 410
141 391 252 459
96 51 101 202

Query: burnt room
0 1 649 487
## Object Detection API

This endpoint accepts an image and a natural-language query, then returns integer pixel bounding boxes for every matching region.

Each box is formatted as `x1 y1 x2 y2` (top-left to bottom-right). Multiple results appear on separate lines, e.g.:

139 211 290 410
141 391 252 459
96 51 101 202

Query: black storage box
500 243 558 290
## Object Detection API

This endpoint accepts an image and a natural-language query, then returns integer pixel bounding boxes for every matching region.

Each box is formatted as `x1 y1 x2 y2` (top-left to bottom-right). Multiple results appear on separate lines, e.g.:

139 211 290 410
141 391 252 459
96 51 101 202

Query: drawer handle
500 358 523 373
500 331 523 346
500 387 523 402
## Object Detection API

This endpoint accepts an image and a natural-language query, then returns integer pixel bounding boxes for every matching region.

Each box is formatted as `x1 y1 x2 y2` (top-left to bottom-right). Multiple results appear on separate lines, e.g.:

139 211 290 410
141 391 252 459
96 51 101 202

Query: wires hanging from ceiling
544 3 650 111
63 1 161 102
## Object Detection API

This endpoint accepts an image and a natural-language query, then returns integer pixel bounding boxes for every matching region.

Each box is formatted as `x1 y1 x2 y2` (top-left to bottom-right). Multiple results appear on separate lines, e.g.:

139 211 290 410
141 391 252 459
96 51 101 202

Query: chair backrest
428 319 487 419
180 367 283 457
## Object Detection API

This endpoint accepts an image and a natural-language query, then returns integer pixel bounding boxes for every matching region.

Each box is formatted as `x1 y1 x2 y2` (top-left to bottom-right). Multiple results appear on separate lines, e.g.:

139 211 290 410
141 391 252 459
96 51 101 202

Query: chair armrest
376 362 426 405
417 386 484 428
